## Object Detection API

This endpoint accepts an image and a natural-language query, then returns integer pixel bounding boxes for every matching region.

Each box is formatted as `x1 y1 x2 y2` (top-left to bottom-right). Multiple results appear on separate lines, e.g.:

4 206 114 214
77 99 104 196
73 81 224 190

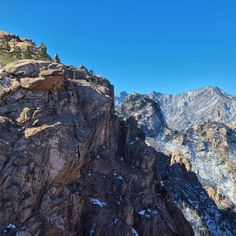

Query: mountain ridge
116 86 236 131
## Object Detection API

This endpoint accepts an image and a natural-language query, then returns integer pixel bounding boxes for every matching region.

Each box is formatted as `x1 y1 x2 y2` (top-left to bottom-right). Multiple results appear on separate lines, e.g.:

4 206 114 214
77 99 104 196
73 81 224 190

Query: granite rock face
117 91 236 235
0 35 193 236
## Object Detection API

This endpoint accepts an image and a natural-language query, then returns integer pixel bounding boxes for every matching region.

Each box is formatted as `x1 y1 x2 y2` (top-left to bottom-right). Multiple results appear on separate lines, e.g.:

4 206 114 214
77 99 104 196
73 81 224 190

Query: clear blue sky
1 0 236 95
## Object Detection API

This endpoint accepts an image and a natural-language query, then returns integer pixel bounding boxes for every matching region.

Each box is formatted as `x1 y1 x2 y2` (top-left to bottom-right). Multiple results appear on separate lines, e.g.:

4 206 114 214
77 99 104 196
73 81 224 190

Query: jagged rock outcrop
0 35 193 236
117 92 236 235
118 94 167 138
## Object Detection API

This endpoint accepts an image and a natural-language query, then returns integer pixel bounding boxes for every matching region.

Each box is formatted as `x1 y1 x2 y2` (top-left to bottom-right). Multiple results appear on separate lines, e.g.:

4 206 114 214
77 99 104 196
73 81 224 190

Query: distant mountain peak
115 86 236 131
191 85 223 93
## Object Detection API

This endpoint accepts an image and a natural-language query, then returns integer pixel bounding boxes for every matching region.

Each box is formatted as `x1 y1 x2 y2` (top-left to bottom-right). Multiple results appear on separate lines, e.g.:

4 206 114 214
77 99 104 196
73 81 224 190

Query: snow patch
131 228 139 236
117 176 123 181
117 156 124 161
6 223 16 229
89 223 96 236
112 218 119 225
91 198 107 207
138 208 158 218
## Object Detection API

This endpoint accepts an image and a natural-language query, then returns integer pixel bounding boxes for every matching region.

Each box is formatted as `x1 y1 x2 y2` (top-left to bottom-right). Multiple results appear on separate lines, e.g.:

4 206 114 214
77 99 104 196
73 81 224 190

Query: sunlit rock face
117 90 236 235
0 32 193 236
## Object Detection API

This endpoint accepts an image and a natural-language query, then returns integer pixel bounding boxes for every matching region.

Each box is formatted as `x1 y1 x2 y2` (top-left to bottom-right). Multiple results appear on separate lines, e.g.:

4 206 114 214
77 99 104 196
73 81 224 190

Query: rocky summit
116 90 236 235
0 31 194 236
0 30 51 68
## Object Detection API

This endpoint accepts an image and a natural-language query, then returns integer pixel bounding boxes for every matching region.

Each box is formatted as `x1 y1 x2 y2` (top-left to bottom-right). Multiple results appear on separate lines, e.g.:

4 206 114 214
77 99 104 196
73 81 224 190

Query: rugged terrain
0 31 194 236
116 87 236 131
117 91 236 235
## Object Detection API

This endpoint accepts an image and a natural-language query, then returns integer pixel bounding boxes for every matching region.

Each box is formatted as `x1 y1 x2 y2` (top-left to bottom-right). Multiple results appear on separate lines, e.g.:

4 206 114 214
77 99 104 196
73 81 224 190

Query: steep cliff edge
0 32 193 236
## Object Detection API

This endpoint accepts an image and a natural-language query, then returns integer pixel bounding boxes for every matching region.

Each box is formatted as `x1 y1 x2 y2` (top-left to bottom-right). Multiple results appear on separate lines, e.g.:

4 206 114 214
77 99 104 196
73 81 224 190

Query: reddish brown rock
0 58 193 235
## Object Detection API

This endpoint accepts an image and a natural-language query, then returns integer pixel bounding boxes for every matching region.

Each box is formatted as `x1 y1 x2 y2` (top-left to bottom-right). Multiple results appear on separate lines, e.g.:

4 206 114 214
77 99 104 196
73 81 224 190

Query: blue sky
1 0 236 95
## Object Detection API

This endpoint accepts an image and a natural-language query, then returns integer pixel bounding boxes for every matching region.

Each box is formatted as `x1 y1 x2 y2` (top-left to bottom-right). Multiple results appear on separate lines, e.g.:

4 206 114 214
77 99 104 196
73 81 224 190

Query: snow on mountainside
151 86 236 131
147 122 236 235
116 86 236 131
116 87 236 235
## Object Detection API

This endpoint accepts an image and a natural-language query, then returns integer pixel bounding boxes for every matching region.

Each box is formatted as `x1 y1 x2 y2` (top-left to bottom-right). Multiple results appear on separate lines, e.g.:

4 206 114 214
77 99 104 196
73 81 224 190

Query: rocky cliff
0 31 193 236
117 91 236 235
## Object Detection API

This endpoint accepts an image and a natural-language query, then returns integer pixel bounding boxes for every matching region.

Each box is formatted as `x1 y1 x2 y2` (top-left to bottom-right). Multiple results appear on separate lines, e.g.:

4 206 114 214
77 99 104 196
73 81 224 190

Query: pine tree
54 53 61 63
23 47 32 59
37 43 48 60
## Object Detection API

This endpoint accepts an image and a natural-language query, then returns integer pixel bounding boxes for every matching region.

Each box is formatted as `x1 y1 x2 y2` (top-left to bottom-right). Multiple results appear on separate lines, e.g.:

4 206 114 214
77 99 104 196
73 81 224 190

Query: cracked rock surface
0 50 193 235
